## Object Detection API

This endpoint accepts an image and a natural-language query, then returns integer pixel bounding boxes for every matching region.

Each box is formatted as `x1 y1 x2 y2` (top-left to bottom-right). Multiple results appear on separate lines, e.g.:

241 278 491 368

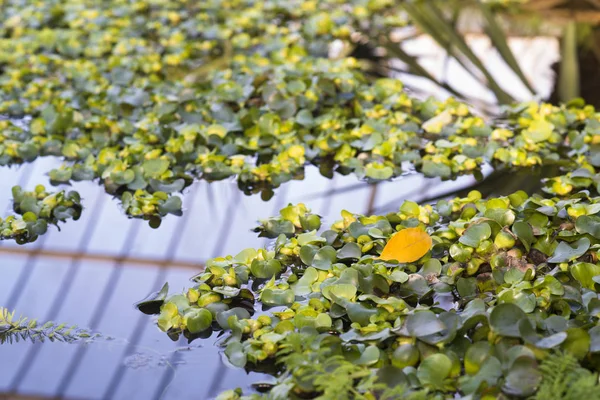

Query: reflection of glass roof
0 158 474 399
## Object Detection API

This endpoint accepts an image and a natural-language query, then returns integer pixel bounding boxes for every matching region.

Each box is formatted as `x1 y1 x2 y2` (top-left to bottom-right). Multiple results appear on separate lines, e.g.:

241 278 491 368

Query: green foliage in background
0 0 596 237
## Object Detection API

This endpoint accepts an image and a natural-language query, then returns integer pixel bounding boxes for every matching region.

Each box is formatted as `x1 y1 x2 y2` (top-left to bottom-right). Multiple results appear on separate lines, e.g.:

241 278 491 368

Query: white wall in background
391 35 560 108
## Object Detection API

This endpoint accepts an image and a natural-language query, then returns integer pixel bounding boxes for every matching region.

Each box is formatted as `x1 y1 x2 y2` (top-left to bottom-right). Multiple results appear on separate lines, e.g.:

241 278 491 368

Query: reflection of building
0 157 475 399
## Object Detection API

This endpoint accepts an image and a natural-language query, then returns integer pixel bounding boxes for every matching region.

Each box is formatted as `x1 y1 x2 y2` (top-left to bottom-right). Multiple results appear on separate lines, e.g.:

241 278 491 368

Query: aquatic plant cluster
0 185 82 243
0 0 594 231
2 0 600 398
144 194 600 398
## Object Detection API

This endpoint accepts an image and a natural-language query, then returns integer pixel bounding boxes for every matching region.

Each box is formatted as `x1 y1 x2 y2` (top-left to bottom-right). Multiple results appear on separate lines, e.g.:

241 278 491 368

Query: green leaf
225 341 247 368
547 238 590 263
346 302 378 326
575 215 600 238
312 246 337 270
336 242 362 259
406 311 445 337
143 159 170 178
250 259 282 279
355 345 380 366
322 284 357 302
261 288 294 306
216 308 251 330
522 118 554 143
570 262 600 290
563 327 591 359
459 223 491 248
136 282 169 315
512 221 535 251
292 267 319 296
460 356 502 394
417 354 453 387
502 356 542 397
185 308 213 333
489 303 526 338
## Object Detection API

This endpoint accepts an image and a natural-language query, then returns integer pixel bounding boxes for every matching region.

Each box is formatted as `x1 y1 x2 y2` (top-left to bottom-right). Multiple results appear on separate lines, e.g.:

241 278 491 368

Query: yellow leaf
379 227 432 263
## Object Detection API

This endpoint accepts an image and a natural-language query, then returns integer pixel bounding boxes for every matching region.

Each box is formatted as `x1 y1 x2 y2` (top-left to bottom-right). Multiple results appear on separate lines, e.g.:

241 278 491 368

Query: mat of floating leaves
139 194 600 398
0 0 599 238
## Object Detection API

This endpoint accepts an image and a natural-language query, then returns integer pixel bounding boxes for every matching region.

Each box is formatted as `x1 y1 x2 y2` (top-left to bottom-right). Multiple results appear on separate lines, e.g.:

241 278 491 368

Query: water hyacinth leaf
575 215 600 238
297 231 326 246
391 344 420 369
185 308 213 333
501 356 542 397
256 220 295 238
225 341 247 368
389 269 409 283
234 248 257 264
489 303 526 338
300 245 319 266
416 353 453 388
136 282 170 315
355 345 380 366
406 311 446 337
518 318 566 349
460 356 502 395
589 326 600 353
563 328 591 359
149 178 185 193
570 262 600 290
457 277 477 298
379 227 432 263
157 196 182 215
420 259 442 276
522 118 554 143
216 308 251 330
213 286 241 297
459 223 491 248
322 284 357 302
250 259 282 279
512 221 535 251
312 246 337 270
346 302 378 326
336 242 362 259
499 290 536 313
261 288 294 306
421 160 452 179
292 267 319 296
157 302 179 332
547 238 590 263
142 159 169 178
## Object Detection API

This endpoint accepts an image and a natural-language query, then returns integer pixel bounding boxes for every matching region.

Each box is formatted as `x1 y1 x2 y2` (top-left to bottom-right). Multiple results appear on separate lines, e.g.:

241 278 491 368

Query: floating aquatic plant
142 192 600 398
0 0 598 235
0 185 82 243
0 307 94 344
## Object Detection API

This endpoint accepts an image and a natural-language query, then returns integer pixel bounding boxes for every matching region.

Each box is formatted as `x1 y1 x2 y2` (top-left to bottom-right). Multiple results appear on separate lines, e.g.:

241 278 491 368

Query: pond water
0 159 478 399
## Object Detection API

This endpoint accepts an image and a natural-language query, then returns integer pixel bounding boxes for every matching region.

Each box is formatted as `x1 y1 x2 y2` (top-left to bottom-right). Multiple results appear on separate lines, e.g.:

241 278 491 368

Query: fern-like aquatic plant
532 352 600 400
0 307 95 344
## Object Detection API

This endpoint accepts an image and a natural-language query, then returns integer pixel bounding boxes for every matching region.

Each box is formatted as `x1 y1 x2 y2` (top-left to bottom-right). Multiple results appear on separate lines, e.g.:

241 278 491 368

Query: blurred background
2 1 600 399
